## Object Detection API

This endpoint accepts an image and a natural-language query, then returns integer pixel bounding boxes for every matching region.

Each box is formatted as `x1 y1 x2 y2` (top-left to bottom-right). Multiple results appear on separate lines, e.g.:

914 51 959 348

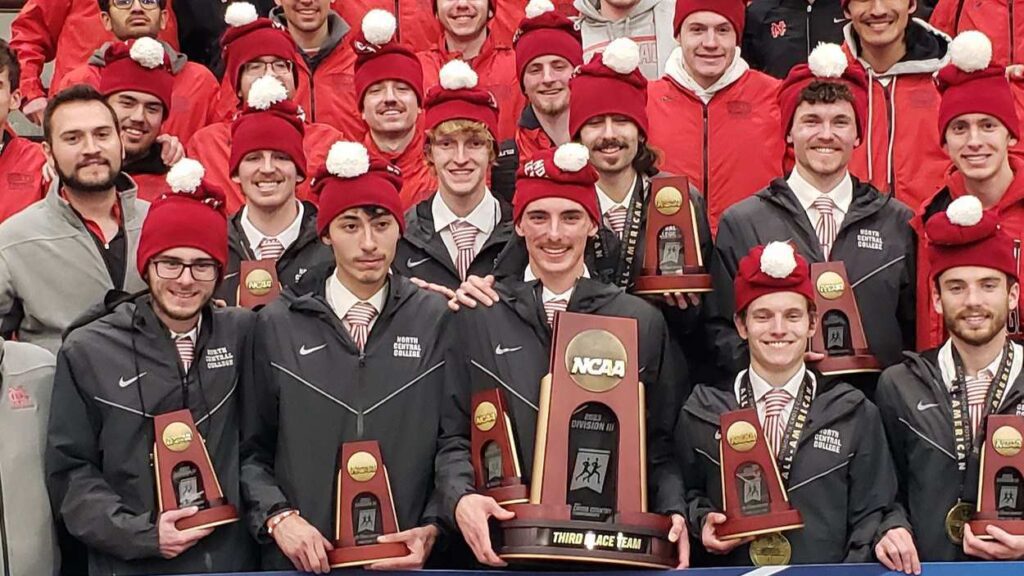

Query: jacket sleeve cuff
876 506 913 544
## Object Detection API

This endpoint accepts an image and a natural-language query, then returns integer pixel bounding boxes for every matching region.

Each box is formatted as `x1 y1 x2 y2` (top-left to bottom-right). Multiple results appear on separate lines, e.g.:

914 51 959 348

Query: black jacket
174 0 276 72
435 275 689 526
216 202 333 306
46 297 256 575
240 268 453 569
393 195 515 289
874 347 1024 561
707 178 916 383
677 378 896 566
743 0 848 79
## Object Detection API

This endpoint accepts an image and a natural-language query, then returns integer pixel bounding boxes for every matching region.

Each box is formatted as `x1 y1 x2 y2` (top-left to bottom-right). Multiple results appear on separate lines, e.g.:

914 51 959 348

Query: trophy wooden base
814 352 882 376
483 483 530 506
717 508 804 540
327 541 409 568
632 273 713 295
968 517 1024 540
176 503 239 531
495 503 676 569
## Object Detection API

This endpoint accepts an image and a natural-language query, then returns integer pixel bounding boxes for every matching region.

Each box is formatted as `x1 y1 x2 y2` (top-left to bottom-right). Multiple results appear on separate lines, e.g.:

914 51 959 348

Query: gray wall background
2 8 47 136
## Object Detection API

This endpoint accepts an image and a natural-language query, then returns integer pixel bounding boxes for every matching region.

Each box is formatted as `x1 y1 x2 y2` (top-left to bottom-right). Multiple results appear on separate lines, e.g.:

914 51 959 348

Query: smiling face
147 247 218 327
578 114 640 177
362 80 420 137
522 55 573 116
276 0 330 33
845 0 915 51
437 0 490 40
935 266 1018 347
233 149 300 211
322 206 400 294
944 114 1017 184
516 196 597 279
107 90 164 161
677 11 737 89
736 291 816 377
427 122 494 199
44 99 124 194
789 98 860 183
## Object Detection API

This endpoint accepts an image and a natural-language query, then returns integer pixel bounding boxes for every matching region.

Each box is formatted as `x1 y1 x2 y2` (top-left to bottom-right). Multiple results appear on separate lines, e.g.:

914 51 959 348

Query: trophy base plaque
496 503 676 569
716 508 804 540
967 517 1024 541
483 484 530 506
814 353 882 376
177 503 239 531
632 272 713 295
327 542 409 568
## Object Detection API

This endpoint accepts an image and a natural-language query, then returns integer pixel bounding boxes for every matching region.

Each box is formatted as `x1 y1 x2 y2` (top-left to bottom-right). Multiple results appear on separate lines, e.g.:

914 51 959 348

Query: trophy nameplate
970 415 1024 539
496 312 676 568
632 175 712 295
808 262 881 375
471 388 529 505
716 408 803 541
153 409 239 530
237 259 281 309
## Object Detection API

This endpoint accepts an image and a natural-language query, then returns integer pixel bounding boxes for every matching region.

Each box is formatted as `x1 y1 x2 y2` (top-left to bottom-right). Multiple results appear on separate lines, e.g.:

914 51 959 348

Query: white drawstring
867 69 875 183
886 76 898 194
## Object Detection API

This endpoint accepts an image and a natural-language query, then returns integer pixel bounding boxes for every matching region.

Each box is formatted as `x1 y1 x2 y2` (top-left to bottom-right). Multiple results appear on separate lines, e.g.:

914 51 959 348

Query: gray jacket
0 176 148 353
0 338 59 575
574 0 676 79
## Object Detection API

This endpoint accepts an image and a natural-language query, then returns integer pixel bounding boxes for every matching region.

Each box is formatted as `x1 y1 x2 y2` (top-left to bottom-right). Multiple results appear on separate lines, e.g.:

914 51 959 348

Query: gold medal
945 501 973 545
749 532 792 566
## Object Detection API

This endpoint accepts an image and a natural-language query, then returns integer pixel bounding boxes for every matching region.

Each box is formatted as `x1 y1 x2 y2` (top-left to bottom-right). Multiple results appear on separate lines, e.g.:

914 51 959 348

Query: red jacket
0 132 46 223
364 129 436 210
331 0 527 53
514 105 555 168
187 120 342 214
55 43 219 144
10 0 179 104
418 33 524 141
931 0 1024 67
844 22 952 212
913 155 1024 350
647 71 784 233
130 172 171 203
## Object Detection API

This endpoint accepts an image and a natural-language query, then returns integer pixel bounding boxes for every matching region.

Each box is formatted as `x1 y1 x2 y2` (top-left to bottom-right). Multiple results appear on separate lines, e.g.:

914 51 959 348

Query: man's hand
367 525 438 570
804 350 826 363
23 97 46 126
876 527 921 575
963 523 1024 560
668 513 690 568
410 277 457 301
41 162 56 186
270 513 334 574
158 506 214 559
658 292 701 310
701 512 751 555
157 134 185 166
450 274 499 311
455 493 515 566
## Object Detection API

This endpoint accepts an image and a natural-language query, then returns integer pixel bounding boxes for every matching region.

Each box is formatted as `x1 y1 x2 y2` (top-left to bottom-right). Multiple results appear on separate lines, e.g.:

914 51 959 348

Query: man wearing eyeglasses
9 0 179 126
46 160 257 575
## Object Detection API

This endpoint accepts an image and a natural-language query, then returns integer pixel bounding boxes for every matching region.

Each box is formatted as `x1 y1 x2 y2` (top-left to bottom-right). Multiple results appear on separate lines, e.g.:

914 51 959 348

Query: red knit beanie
138 159 229 276
777 43 869 137
313 142 406 235
673 0 745 38
925 195 1017 281
353 10 424 110
230 76 307 178
221 2 298 91
424 60 500 138
514 143 600 224
936 31 1020 143
569 38 649 138
734 242 815 313
514 0 583 86
99 38 175 119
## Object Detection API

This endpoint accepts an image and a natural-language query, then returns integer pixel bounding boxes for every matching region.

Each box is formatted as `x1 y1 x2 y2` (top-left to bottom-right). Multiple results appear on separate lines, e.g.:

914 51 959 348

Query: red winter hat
99 38 174 118
673 0 745 38
514 0 583 86
138 159 229 276
514 143 600 224
936 31 1020 143
569 38 649 138
777 43 869 137
353 10 424 109
313 142 406 235
925 195 1017 281
424 60 500 138
734 242 815 313
230 76 307 178
221 2 298 91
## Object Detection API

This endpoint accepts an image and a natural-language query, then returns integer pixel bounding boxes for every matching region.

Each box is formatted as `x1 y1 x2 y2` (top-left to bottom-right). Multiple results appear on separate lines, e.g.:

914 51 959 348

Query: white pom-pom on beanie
602 38 640 75
225 2 258 27
246 75 289 110
760 241 797 279
129 37 165 70
166 158 206 194
552 143 589 173
950 30 993 73
946 195 984 227
326 141 371 179
439 59 479 90
807 43 848 79
362 9 397 46
525 0 555 18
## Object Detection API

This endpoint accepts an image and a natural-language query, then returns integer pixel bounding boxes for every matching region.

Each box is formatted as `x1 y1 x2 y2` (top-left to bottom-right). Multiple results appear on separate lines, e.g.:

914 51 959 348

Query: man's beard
533 96 568 117
945 306 1009 346
55 161 120 194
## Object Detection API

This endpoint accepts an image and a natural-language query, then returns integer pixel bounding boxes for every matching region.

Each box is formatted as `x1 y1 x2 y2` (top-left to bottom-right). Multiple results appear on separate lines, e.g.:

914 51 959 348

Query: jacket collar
286 264 419 328
228 200 321 261
664 46 749 104
270 7 351 68
843 18 951 77
429 30 507 65
89 38 189 74
45 173 143 233
404 194 514 274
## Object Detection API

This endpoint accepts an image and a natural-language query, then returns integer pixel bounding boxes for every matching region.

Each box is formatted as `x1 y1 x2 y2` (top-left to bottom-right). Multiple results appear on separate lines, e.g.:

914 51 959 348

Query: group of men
1 0 1024 575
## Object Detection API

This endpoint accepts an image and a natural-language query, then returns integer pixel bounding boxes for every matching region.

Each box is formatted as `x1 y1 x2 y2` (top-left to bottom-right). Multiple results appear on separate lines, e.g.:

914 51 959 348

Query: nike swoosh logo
299 344 327 356
407 257 431 268
118 372 147 388
917 400 940 412
224 272 240 279
834 17 848 23
495 345 523 356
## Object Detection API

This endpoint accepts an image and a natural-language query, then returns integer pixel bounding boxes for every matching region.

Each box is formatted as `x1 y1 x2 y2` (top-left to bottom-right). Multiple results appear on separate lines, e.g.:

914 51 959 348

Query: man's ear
100 12 114 33
734 312 748 341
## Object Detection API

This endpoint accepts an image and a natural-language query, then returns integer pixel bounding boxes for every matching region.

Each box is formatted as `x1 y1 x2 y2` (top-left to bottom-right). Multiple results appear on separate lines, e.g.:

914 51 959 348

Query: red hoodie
0 131 46 222
931 0 1024 68
10 0 179 105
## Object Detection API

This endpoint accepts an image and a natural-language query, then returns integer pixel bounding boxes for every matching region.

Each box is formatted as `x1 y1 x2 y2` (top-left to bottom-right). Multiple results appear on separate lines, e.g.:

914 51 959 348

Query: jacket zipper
0 462 10 576
701 104 710 198
883 84 896 195
356 351 366 438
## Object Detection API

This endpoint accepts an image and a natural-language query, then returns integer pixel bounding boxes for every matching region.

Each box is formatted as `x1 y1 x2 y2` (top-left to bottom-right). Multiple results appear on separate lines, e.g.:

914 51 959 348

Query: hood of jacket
664 45 750 103
89 38 188 75
271 7 351 69
844 17 951 77
575 0 663 22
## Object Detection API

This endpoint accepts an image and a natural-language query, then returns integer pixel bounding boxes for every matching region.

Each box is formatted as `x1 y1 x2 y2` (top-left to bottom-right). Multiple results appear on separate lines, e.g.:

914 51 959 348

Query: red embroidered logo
771 21 787 39
7 386 34 410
